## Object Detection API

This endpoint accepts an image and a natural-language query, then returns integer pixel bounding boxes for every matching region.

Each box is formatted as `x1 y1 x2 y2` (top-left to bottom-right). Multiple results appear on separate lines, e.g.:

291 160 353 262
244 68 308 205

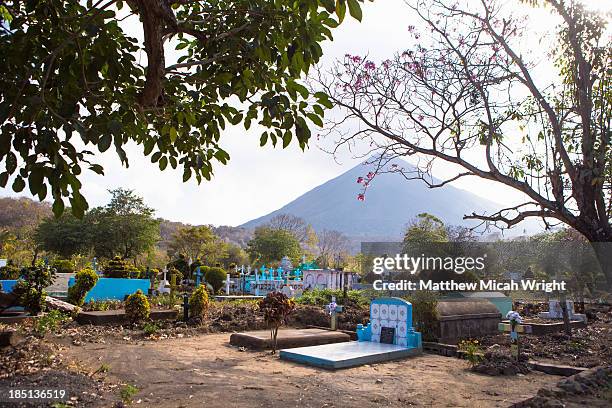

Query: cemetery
0 0 611 406
1 251 610 407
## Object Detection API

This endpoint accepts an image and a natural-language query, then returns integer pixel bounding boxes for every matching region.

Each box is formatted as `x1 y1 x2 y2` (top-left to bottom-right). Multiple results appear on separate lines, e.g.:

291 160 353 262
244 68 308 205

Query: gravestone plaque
380 326 395 344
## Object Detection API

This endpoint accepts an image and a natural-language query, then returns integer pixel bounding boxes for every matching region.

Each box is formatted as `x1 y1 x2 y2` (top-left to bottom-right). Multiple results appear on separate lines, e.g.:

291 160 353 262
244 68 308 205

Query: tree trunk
591 241 612 293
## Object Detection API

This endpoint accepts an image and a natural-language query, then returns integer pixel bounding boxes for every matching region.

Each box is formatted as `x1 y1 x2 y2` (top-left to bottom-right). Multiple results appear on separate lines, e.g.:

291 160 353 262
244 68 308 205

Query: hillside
241 159 536 240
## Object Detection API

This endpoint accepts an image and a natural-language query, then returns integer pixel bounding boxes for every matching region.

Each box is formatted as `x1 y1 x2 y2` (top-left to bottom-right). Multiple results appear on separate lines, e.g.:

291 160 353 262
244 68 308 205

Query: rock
0 330 23 348
375 379 383 384
46 296 78 314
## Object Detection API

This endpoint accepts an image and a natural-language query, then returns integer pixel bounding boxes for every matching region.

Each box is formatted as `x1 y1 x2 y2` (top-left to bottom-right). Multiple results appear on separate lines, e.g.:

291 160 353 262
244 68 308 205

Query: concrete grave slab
229 328 349 350
280 341 422 369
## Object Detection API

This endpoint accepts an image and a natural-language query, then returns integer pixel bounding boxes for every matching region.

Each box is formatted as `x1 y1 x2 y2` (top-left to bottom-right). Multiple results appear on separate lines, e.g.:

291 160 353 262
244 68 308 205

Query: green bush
67 267 99 306
125 290 150 323
34 310 70 337
296 288 369 307
0 264 21 280
405 291 439 341
143 321 160 335
189 285 209 318
104 256 137 278
168 267 183 284
51 259 75 274
84 299 122 311
12 265 55 315
203 266 226 293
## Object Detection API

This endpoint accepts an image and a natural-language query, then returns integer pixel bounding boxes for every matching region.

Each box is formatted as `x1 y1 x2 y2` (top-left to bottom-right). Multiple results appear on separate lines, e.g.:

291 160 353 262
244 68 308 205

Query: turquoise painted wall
488 297 513 317
68 277 149 301
0 280 18 293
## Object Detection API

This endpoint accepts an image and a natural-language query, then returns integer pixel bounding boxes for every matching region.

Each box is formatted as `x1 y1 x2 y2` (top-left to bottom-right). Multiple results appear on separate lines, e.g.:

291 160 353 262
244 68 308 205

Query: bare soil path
61 333 561 407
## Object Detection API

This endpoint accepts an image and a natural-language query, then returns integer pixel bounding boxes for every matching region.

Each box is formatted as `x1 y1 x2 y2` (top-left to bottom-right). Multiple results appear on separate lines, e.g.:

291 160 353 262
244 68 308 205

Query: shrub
258 292 295 353
12 265 55 315
143 321 160 336
458 339 484 367
120 384 139 403
125 290 150 323
405 290 439 341
51 259 75 274
189 285 209 319
84 299 122 311
204 266 226 293
67 267 99 306
0 263 21 280
296 288 369 307
104 256 135 278
168 267 183 284
34 310 70 337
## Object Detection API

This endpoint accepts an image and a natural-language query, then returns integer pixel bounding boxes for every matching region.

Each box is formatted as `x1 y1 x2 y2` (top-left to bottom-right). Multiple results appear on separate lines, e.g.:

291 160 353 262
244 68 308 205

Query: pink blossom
357 194 365 201
364 61 376 70
351 55 362 63
418 115 424 121
408 25 415 32
357 176 364 184
367 172 375 179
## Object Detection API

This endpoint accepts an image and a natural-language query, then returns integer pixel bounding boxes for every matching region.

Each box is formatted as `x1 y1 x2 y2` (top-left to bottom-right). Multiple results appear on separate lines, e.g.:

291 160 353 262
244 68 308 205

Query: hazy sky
2 0 610 227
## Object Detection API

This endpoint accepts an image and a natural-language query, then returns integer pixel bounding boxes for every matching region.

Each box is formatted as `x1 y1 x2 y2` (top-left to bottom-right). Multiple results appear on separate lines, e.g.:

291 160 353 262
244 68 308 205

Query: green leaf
347 0 362 22
159 156 168 170
336 0 347 23
12 176 25 192
98 134 112 152
282 132 292 148
306 113 324 127
260 133 268 146
52 198 64 217
169 127 178 143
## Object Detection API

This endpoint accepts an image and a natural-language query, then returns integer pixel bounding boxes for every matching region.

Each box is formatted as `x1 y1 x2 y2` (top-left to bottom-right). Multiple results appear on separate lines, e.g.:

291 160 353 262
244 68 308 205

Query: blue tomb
280 297 422 369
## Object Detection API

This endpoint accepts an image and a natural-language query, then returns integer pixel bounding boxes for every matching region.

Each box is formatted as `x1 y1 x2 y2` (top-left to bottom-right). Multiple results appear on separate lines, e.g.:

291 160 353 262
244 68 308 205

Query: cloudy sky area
2 0 610 227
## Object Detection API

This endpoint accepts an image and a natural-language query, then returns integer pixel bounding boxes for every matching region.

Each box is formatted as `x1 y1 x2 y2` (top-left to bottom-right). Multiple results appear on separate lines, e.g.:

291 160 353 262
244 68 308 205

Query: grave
538 300 587 323
279 297 422 369
435 298 502 344
229 328 350 350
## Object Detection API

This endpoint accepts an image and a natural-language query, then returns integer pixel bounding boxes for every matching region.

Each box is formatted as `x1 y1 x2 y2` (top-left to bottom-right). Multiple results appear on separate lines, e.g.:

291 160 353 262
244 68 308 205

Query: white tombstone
158 270 170 294
538 300 587 323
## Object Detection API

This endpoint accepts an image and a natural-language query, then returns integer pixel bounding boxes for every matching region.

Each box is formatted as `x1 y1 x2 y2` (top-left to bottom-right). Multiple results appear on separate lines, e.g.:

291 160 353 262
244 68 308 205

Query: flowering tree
318 0 611 289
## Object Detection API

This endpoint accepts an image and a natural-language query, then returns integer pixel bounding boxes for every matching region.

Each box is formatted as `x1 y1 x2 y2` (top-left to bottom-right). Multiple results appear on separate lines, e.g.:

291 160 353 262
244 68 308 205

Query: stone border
76 309 178 325
422 341 588 376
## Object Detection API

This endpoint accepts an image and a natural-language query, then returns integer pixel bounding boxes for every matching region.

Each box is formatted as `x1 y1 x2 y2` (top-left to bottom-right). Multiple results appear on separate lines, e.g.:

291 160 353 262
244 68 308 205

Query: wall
0 280 18 293
68 278 149 302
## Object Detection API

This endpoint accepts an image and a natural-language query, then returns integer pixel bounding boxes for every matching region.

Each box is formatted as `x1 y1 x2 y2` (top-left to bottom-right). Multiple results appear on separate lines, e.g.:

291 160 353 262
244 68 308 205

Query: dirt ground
59 332 561 408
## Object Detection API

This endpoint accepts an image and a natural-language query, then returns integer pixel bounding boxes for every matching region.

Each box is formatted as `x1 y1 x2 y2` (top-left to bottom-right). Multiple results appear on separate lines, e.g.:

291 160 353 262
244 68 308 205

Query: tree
0 0 364 217
316 229 349 268
246 226 302 266
267 214 310 242
35 212 91 259
403 213 448 246
88 188 160 259
0 197 52 265
167 225 217 261
321 0 612 289
259 292 296 353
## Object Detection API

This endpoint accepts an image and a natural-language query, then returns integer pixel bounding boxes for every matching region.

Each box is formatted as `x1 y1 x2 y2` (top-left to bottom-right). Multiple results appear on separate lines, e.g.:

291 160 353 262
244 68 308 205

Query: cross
498 321 530 361
326 296 344 331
